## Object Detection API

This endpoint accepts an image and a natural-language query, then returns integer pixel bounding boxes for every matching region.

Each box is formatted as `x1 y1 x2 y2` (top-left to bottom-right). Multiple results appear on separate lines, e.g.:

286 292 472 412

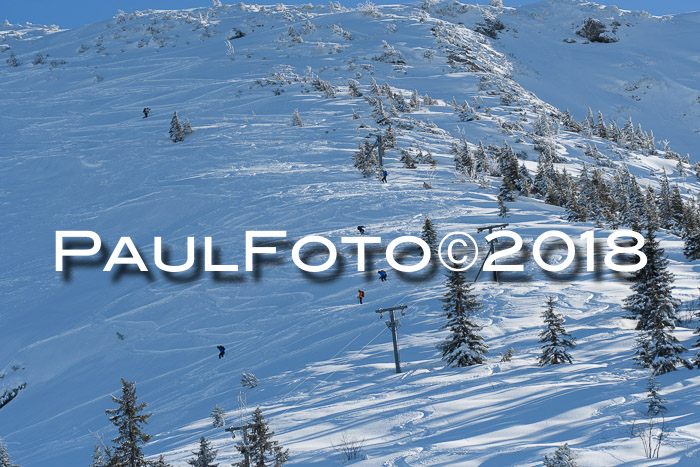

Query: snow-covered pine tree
421 218 438 255
399 148 416 169
669 185 686 236
474 141 489 174
458 100 478 122
353 140 378 177
497 195 509 218
543 443 577 467
657 170 673 230
154 455 172 467
389 102 400 118
6 51 20 67
624 226 680 331
532 148 555 197
183 117 194 135
385 124 396 148
90 443 110 467
645 375 667 417
348 79 362 98
105 378 152 467
596 110 608 139
538 296 575 365
391 92 409 113
291 109 303 127
644 186 660 231
498 149 520 203
188 437 218 467
235 407 289 467
452 139 474 178
437 268 488 367
0 438 17 467
684 229 700 260
409 89 421 111
372 98 389 125
533 113 553 137
169 112 184 142
693 289 700 368
211 405 226 427
519 164 532 197
626 228 686 374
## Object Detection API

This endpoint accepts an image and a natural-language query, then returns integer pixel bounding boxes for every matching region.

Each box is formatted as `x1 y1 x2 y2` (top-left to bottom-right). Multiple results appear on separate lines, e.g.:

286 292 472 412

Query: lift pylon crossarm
476 223 509 234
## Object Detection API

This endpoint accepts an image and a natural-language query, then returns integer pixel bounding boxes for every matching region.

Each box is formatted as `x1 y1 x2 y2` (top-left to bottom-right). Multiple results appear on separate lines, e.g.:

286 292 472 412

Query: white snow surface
0 1 699 466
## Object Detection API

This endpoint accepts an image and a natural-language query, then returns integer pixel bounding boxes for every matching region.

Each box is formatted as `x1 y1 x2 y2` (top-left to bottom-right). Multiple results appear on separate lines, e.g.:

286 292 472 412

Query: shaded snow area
1 1 699 465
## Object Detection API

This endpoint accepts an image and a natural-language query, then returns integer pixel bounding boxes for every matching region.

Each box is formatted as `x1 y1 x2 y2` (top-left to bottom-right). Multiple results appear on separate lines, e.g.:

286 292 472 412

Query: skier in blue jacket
217 345 225 359
378 270 387 282
381 169 388 183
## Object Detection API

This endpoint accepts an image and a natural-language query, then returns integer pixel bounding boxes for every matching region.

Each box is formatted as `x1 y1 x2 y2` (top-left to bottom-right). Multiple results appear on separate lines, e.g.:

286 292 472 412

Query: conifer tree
369 77 380 96
626 228 686 374
183 117 194 135
458 100 477 122
6 51 20 67
348 79 362 98
692 289 700 368
645 375 667 417
409 89 420 111
474 141 489 174
499 173 517 203
538 296 575 365
291 109 303 127
533 149 555 197
644 186 660 231
0 438 17 467
497 195 509 218
657 170 673 230
353 140 378 178
169 112 184 143
372 98 389 125
624 227 680 331
153 455 171 467
210 405 226 428
91 443 110 467
188 437 218 467
533 113 553 137
400 148 416 169
518 164 532 197
235 407 289 467
105 378 153 467
543 443 577 467
452 140 474 178
421 218 438 255
669 185 686 236
684 229 700 260
437 268 488 367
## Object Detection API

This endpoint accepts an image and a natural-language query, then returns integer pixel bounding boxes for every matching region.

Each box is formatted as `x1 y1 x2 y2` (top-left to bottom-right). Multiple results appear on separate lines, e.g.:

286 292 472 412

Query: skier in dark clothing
357 225 365 235
143 107 150 118
217 345 225 359
358 289 364 304
378 270 387 282
381 169 387 183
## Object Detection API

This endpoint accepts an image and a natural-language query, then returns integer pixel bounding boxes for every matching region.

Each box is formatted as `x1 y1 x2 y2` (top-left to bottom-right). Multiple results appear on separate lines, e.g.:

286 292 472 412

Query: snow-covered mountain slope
421 0 700 158
1 1 699 465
